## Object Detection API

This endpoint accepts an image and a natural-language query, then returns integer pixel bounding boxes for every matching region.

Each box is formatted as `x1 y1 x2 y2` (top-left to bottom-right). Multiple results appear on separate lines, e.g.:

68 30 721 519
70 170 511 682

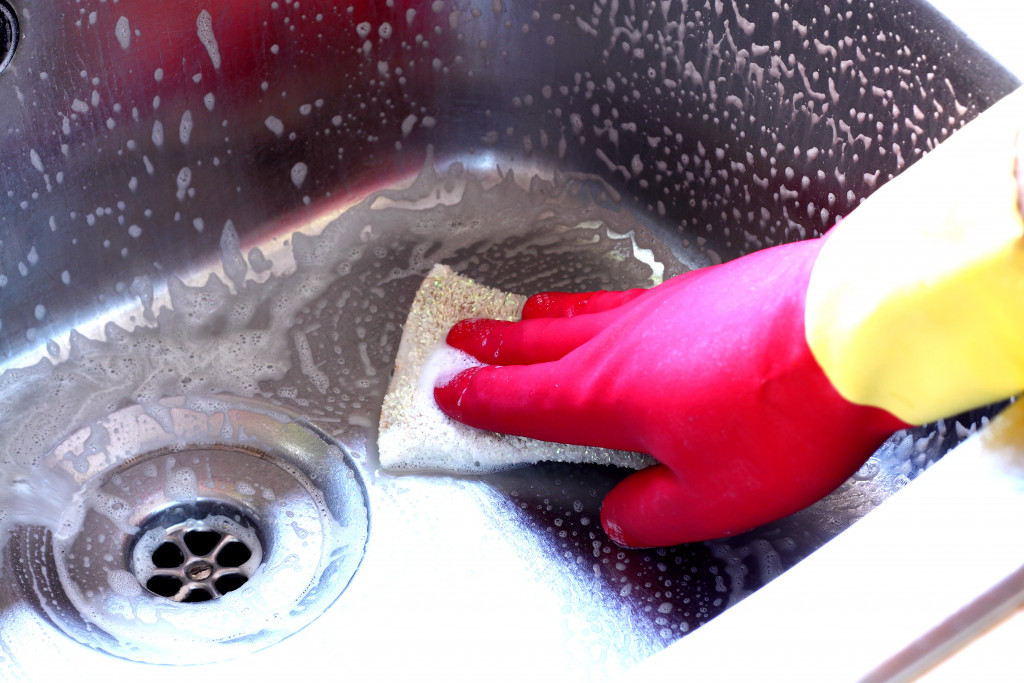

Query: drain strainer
132 502 264 603
11 397 370 666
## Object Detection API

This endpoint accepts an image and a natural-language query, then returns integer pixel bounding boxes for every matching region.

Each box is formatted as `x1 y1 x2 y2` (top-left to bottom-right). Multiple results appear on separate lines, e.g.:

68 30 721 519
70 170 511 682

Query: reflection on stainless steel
632 399 1024 681
0 0 1019 678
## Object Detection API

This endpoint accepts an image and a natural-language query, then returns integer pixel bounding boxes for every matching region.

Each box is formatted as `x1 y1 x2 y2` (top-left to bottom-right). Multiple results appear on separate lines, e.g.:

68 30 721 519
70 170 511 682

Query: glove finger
447 269 706 365
434 364 646 453
446 310 622 365
600 465 766 548
521 289 648 319
522 268 707 320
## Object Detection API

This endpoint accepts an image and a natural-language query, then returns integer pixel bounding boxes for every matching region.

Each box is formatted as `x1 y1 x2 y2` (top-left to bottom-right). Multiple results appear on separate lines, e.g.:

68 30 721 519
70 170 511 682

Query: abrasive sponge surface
378 264 655 473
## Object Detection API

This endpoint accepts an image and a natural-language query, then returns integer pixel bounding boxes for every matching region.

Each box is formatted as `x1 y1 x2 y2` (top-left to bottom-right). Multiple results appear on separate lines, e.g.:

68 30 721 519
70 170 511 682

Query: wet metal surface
0 0 1019 678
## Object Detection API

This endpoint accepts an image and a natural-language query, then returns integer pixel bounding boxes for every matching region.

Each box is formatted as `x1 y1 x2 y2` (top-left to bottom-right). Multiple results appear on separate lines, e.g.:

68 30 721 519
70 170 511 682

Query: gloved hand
434 238 907 548
434 87 1024 548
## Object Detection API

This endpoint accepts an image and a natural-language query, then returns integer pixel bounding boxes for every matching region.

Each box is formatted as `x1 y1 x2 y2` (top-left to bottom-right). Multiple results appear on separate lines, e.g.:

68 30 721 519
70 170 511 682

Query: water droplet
290 162 309 189
196 9 222 70
115 16 131 50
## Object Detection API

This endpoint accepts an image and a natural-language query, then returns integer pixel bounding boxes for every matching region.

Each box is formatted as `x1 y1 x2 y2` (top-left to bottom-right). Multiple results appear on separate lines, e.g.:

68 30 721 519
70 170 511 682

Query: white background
926 0 1024 80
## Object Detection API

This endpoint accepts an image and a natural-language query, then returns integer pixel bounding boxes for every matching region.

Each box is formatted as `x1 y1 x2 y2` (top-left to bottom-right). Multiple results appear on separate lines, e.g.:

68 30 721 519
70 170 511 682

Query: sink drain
132 502 263 603
0 1 17 75
8 397 370 666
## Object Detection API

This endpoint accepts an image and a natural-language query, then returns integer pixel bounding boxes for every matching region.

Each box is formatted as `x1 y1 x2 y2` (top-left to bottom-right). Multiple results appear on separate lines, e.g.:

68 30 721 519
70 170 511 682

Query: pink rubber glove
434 237 907 548
436 89 1024 547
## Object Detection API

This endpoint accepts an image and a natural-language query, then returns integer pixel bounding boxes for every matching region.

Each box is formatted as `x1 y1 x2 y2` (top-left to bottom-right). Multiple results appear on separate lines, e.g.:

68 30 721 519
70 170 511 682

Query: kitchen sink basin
0 0 1019 678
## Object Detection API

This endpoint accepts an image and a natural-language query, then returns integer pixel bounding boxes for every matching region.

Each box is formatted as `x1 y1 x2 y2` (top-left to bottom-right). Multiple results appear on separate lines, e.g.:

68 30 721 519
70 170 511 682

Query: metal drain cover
132 501 264 603
12 397 370 666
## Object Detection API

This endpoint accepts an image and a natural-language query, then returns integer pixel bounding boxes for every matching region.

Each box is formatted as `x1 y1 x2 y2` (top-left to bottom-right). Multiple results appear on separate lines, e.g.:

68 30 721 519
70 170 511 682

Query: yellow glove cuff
805 87 1024 425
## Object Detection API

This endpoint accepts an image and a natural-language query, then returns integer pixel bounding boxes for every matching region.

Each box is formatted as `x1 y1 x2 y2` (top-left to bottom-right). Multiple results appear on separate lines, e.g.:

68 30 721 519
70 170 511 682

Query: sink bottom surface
0 155 986 679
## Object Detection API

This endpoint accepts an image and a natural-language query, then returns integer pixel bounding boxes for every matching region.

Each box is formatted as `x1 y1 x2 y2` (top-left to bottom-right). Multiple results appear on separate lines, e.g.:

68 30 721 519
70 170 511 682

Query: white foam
290 162 308 189
401 114 418 137
196 10 222 70
106 568 142 597
418 343 482 396
175 167 192 200
179 110 193 145
163 465 199 501
29 149 43 173
115 16 131 50
264 115 284 136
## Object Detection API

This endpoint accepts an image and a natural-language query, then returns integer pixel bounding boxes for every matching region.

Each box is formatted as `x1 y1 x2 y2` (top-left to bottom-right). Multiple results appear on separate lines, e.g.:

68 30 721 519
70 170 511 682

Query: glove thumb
600 465 765 548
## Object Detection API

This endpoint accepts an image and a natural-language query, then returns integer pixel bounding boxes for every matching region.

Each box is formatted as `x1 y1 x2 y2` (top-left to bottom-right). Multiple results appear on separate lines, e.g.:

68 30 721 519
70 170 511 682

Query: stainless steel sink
0 0 1019 678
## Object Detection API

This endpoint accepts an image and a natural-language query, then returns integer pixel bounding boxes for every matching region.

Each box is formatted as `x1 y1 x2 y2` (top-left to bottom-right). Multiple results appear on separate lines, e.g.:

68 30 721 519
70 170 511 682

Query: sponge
378 264 656 473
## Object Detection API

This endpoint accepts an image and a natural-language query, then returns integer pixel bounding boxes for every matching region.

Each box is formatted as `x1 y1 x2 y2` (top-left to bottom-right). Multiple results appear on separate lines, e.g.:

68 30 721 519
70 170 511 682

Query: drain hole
215 574 248 594
216 541 252 567
146 575 183 598
151 542 185 568
182 588 213 603
132 502 264 604
184 530 221 556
